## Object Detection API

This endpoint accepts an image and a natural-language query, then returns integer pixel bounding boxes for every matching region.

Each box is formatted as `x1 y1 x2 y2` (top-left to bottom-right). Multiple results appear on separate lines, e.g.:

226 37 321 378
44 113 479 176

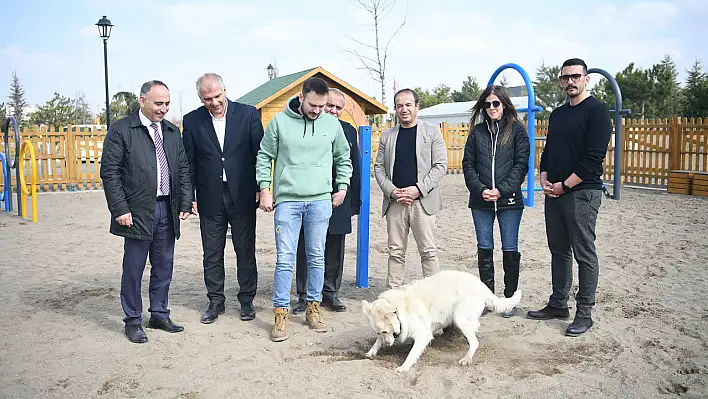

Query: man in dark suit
293 88 361 313
100 80 193 344
182 73 265 323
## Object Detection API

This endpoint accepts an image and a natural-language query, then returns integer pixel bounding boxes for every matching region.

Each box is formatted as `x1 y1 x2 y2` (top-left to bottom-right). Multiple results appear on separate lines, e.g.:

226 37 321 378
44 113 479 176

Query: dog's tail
484 289 522 314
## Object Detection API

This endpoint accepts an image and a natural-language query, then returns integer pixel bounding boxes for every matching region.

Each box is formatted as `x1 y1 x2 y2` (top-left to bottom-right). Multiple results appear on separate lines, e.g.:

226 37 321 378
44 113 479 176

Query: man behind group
182 73 264 323
527 58 613 337
293 88 361 314
374 88 448 288
100 80 192 343
256 77 353 342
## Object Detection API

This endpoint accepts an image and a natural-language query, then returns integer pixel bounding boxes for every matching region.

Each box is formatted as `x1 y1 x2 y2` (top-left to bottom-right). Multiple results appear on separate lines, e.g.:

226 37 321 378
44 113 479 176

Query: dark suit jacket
328 120 361 235
182 99 265 216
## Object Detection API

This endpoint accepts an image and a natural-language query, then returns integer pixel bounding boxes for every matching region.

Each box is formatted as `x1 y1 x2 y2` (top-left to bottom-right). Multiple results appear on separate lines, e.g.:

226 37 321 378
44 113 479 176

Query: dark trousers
295 226 346 300
121 197 175 326
199 184 257 305
544 189 602 318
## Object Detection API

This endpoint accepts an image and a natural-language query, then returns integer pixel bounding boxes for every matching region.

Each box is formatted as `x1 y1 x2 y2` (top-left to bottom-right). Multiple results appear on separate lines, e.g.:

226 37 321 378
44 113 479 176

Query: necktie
151 122 170 195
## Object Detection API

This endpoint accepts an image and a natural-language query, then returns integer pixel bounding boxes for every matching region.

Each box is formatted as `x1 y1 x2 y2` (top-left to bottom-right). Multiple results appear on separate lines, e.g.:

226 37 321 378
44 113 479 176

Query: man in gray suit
374 88 448 288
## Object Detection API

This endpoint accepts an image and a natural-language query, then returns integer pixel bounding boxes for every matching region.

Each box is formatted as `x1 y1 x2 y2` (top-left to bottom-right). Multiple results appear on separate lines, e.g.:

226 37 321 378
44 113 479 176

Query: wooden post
669 117 682 171
66 126 76 191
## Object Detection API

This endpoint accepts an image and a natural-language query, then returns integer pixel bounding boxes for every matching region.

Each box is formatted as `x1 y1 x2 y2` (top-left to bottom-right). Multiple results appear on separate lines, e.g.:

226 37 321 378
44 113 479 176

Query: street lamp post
267 63 275 80
96 15 113 129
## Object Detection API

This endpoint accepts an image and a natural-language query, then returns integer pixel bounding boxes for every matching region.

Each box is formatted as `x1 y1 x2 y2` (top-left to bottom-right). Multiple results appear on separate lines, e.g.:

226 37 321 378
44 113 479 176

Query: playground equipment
0 152 8 212
586 67 631 200
355 125 372 288
488 63 544 207
2 117 39 222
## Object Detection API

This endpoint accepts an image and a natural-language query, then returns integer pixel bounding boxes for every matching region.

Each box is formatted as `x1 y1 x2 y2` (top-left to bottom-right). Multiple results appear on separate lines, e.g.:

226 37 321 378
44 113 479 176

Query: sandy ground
0 174 707 399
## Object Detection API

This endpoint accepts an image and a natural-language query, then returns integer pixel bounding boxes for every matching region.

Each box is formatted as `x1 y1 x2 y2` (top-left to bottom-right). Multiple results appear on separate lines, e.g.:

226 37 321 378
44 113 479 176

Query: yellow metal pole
18 140 38 223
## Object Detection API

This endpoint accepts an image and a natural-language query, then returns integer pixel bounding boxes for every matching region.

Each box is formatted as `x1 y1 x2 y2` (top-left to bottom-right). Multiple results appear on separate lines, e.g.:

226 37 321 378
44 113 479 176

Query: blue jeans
273 200 332 309
471 208 523 251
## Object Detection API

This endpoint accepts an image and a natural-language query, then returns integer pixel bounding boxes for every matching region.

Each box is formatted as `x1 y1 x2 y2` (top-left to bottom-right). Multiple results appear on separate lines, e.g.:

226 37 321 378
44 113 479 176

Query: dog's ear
361 300 372 315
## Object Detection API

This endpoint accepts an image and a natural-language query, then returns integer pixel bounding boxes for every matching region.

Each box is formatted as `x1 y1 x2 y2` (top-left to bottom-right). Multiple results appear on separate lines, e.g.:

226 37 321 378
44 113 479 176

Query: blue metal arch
487 63 543 207
3 117 21 214
0 152 8 211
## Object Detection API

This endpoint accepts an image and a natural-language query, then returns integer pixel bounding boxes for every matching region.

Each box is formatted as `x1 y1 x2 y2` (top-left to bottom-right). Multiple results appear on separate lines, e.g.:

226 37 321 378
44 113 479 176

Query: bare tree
343 0 407 106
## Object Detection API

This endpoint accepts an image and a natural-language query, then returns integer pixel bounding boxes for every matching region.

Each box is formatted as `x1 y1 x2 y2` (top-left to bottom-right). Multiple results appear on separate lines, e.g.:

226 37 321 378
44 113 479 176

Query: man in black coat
182 73 265 323
100 80 192 344
292 88 361 313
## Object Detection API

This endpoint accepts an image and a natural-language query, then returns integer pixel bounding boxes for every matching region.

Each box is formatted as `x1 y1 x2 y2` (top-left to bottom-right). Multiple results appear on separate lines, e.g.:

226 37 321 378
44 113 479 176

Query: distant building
6 104 38 122
417 85 533 125
418 96 530 126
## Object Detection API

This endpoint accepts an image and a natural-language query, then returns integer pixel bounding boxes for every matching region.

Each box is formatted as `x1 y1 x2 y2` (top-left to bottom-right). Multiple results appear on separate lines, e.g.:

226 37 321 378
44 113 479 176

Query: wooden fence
0 118 706 193
0 125 107 191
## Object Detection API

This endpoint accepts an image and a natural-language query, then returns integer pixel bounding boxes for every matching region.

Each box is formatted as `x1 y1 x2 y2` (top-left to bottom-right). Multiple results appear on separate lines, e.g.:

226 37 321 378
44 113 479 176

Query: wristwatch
561 181 571 193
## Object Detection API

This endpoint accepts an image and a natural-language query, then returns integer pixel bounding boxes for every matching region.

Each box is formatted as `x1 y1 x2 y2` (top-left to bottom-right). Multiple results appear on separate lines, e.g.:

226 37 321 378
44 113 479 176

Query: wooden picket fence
0 125 107 191
0 118 706 193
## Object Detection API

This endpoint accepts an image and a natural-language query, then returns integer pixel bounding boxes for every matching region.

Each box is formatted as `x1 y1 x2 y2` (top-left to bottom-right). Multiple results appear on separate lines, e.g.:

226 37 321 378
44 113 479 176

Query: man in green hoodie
256 77 353 342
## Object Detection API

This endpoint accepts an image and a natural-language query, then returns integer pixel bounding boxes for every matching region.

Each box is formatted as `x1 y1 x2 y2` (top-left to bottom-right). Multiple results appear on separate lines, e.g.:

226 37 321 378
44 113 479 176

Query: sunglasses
484 100 501 109
559 73 585 83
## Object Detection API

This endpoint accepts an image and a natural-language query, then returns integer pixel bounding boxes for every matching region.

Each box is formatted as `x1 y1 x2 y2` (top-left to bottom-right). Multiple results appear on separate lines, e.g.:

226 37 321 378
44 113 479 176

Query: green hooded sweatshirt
256 95 353 206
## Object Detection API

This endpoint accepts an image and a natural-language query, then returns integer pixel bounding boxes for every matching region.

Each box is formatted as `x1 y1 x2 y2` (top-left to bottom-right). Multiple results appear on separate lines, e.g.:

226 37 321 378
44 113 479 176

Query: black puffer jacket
462 118 530 210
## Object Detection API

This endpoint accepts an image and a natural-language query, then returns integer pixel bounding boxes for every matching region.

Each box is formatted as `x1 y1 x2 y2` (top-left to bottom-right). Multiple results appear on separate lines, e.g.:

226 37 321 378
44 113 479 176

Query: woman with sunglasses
462 85 530 317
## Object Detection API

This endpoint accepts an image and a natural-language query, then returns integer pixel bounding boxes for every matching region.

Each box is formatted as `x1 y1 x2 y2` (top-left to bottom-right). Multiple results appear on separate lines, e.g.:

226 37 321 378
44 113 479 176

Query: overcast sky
2 0 707 119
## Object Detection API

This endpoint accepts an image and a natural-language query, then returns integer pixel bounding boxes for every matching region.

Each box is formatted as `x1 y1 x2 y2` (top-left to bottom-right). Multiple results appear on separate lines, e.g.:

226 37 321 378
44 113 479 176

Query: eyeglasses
559 74 585 83
484 100 501 109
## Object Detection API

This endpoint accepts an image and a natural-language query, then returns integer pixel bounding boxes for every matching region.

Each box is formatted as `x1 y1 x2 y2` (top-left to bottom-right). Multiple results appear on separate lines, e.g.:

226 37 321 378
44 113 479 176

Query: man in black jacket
526 58 612 337
100 80 192 344
292 88 361 313
182 73 265 323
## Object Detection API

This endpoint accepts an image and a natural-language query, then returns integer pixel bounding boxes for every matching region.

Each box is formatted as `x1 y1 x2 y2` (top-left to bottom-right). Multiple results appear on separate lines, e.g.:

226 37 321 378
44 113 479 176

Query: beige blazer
374 120 448 217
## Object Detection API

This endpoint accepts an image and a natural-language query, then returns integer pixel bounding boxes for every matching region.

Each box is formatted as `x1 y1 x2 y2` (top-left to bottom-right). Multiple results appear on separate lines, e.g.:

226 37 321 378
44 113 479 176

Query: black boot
501 251 521 317
477 248 495 293
292 295 306 315
478 248 494 315
502 251 520 298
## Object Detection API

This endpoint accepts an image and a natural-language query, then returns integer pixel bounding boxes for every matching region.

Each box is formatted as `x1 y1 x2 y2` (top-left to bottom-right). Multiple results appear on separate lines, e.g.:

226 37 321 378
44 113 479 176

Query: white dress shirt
138 110 170 197
210 101 228 182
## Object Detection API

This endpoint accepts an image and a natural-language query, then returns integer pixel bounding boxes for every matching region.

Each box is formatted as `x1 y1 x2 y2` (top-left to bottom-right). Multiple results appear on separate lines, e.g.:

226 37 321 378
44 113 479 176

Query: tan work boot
306 302 327 332
271 307 290 342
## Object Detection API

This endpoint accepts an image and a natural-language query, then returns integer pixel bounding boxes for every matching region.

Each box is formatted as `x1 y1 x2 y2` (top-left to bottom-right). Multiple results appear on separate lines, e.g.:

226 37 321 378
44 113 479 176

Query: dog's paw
396 364 412 372
458 356 473 366
433 328 444 337
364 350 376 359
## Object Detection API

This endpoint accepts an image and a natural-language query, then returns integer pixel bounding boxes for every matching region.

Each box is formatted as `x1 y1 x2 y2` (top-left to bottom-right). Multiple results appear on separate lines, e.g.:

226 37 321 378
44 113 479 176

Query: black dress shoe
565 317 593 337
292 297 306 315
526 305 570 320
148 317 184 333
125 324 148 344
240 302 256 321
322 296 347 312
201 302 225 324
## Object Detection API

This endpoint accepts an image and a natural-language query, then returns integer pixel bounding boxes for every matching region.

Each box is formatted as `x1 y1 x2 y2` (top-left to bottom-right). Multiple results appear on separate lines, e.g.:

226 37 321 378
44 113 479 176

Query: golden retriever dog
361 269 522 372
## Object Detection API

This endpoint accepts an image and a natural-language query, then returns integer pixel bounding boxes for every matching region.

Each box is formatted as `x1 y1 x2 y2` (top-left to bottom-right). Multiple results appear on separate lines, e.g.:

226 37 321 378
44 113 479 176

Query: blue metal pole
3 117 21 214
0 152 8 212
487 63 543 207
356 125 372 288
